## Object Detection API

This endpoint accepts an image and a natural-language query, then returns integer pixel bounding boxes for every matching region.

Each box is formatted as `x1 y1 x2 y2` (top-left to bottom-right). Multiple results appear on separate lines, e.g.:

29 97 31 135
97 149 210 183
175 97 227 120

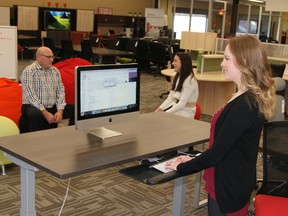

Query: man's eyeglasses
40 54 55 59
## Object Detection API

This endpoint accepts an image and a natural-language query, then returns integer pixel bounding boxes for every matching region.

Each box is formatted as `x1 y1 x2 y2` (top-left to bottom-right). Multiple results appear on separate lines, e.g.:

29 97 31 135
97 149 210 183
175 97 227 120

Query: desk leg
193 171 207 208
172 177 186 216
20 167 36 216
5 153 38 216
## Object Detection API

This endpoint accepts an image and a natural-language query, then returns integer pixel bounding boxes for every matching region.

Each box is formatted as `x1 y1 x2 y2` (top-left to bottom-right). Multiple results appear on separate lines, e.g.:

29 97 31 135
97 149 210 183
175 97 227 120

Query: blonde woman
166 35 275 216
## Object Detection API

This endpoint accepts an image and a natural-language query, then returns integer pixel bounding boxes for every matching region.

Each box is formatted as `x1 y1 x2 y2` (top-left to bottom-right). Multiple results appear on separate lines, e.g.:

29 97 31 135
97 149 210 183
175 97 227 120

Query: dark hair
171 52 195 92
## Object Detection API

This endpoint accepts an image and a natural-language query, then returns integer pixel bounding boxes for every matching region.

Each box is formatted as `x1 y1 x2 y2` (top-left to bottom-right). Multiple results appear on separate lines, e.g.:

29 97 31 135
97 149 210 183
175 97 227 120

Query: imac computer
75 63 140 139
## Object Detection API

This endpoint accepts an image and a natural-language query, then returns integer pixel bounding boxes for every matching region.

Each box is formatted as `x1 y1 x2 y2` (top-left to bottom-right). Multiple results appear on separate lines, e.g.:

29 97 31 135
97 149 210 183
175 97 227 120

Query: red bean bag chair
54 58 92 104
0 78 22 126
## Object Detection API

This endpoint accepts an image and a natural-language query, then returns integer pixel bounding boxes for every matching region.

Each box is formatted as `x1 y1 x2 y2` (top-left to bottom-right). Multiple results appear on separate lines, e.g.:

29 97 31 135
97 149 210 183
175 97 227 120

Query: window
173 13 207 39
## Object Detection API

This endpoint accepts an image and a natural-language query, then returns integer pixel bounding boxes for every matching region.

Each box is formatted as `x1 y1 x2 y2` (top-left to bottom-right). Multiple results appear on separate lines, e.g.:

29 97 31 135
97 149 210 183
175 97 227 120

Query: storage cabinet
96 15 127 26
95 14 145 38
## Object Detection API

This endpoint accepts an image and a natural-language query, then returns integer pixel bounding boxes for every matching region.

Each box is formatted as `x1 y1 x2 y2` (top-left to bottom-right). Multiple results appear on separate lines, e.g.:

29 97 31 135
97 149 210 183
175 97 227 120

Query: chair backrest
117 38 129 51
270 64 286 78
258 121 288 197
107 39 119 49
90 34 102 47
61 39 74 60
149 41 167 67
135 39 150 66
43 37 56 54
28 37 42 47
168 43 185 62
124 38 138 53
80 41 93 62
268 77 286 122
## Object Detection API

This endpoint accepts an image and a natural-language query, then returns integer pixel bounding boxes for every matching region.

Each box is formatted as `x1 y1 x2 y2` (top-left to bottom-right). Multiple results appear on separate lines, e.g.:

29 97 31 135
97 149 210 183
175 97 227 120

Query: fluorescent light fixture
248 0 265 3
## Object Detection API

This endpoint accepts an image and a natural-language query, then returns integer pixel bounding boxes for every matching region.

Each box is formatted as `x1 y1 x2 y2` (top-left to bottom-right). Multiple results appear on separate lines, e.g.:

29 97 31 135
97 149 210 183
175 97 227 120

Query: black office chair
270 63 286 78
28 37 42 47
43 37 60 62
89 35 103 47
80 41 94 63
256 121 288 197
117 38 137 64
149 41 168 76
106 39 119 49
254 121 288 215
135 39 150 71
61 40 75 60
116 38 129 51
169 43 185 62
43 37 56 54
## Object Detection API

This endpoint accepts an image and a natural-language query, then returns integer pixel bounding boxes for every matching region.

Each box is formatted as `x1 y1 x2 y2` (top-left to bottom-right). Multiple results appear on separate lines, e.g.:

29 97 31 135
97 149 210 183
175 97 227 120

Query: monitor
44 10 71 30
75 63 140 139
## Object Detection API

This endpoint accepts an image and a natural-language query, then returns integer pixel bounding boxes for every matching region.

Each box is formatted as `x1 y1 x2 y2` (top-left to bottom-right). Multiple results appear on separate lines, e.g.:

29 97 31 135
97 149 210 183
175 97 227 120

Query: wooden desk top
161 69 231 83
0 112 210 179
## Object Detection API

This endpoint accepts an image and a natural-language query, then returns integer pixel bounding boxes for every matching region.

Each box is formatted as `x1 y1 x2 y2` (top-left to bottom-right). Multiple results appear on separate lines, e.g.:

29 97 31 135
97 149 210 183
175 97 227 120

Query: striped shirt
21 61 66 111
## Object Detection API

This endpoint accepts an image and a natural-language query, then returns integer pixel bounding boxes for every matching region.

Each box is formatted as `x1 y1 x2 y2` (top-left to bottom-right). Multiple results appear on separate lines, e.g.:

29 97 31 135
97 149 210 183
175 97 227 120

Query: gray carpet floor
1 61 261 215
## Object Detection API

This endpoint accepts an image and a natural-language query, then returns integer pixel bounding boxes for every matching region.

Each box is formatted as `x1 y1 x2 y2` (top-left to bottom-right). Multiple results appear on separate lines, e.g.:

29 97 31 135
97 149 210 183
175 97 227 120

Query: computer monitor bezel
74 63 140 132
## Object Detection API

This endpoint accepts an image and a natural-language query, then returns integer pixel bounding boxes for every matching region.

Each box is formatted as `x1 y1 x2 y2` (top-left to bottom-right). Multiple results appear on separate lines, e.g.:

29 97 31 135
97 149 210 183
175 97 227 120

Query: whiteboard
0 26 18 80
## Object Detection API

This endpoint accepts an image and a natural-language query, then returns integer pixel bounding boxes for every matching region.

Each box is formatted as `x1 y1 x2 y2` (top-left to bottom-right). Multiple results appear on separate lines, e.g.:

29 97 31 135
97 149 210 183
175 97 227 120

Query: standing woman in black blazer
166 35 276 216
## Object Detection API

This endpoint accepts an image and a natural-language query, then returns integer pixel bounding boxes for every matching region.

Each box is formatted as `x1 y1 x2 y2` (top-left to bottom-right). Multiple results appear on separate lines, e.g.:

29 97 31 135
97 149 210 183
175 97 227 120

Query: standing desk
0 112 210 216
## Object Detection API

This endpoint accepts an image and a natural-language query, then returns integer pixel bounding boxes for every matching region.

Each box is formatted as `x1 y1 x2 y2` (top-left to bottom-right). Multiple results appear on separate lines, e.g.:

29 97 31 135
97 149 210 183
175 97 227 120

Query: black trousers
19 104 75 133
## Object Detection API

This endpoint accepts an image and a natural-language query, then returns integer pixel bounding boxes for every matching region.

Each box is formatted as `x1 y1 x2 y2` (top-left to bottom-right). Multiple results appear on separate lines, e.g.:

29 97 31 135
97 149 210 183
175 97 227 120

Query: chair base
1 165 6 176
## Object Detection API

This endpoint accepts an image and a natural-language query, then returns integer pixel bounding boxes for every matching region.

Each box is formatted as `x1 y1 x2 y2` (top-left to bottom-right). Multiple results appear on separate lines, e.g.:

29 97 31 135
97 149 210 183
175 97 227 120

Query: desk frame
0 113 210 216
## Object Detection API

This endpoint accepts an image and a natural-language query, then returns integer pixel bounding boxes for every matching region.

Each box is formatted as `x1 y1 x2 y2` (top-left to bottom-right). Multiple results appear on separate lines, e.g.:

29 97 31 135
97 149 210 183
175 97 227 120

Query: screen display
44 10 71 30
75 64 140 130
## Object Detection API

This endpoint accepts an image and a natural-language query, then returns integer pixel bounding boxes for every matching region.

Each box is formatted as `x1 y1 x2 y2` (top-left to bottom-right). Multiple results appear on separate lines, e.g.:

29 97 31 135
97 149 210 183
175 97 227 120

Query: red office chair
194 103 201 120
255 194 288 216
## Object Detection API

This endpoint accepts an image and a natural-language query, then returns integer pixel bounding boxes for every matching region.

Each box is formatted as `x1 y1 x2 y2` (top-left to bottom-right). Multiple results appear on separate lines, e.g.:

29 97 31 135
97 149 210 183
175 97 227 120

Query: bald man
19 46 74 132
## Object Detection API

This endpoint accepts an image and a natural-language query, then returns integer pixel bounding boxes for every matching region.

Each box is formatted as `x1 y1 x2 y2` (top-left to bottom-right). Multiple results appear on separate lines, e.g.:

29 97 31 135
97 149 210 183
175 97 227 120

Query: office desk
72 45 135 64
161 69 236 115
0 112 210 216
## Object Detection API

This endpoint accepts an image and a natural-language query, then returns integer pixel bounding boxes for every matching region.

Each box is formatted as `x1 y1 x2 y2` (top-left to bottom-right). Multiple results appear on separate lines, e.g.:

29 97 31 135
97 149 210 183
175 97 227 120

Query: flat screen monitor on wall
44 10 71 30
75 63 140 139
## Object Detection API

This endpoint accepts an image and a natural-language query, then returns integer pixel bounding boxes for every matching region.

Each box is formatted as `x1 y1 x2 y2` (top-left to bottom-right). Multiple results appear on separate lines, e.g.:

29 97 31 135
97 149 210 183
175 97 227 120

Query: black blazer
177 92 265 213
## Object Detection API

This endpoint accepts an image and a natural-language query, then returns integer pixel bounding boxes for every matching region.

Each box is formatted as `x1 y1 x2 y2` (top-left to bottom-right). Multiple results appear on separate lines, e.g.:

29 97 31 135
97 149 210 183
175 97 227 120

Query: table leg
20 167 36 216
5 153 38 216
193 171 207 208
172 177 186 216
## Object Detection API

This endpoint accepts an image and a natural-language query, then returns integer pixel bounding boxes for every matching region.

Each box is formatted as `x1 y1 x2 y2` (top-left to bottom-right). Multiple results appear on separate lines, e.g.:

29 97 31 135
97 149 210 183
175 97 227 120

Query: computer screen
75 63 140 139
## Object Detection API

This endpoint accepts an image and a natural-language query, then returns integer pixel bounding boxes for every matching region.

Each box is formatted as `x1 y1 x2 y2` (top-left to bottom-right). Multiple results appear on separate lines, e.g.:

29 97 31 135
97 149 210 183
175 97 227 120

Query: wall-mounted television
75 63 140 139
44 10 71 30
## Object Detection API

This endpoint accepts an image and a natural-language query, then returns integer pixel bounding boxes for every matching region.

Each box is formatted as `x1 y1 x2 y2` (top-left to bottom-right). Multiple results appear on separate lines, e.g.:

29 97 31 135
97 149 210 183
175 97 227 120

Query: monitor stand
88 127 122 140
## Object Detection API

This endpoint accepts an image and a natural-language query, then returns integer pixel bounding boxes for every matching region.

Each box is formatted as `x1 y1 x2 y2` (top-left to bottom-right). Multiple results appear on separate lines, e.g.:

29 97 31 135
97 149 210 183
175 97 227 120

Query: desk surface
72 45 135 57
0 112 210 179
161 69 230 82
